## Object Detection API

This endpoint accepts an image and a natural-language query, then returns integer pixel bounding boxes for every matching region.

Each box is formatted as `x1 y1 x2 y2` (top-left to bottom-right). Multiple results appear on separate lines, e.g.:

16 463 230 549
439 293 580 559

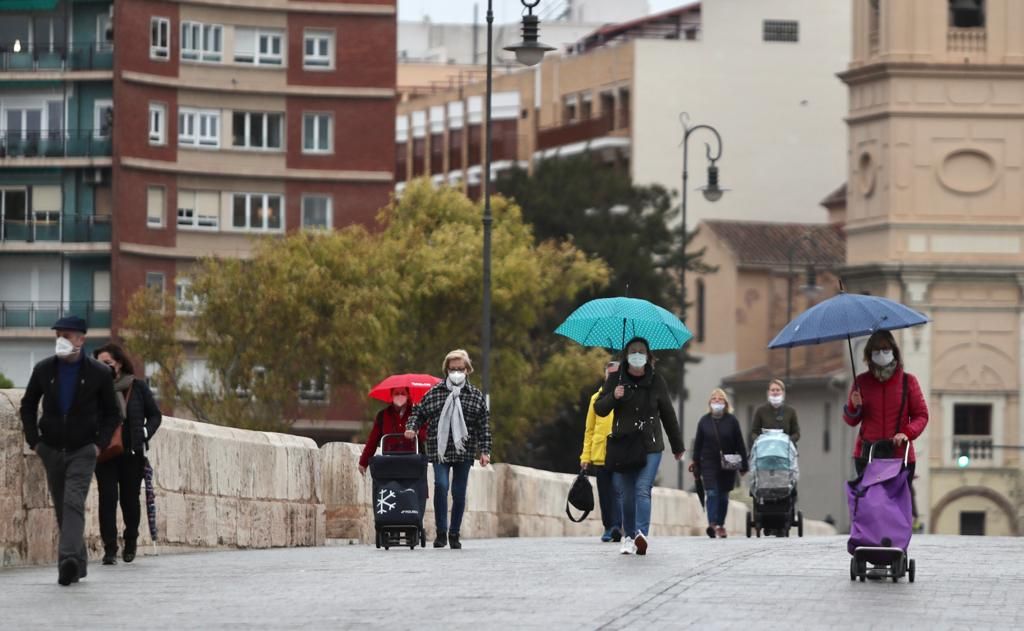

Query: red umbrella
368 373 441 404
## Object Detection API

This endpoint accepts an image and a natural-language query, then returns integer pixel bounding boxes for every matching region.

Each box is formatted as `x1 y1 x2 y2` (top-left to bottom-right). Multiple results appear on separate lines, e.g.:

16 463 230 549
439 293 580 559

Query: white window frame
93 99 113 139
181 21 223 63
234 27 284 66
96 13 113 52
302 112 332 154
146 186 165 228
303 29 334 70
149 102 166 145
231 111 283 150
150 17 170 60
231 192 284 233
301 194 332 231
175 277 197 315
176 189 220 231
178 108 221 148
145 271 165 293
298 371 329 403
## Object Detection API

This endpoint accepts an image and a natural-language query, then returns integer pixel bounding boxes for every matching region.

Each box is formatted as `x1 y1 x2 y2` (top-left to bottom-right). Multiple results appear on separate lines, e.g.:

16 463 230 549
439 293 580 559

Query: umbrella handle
846 335 860 394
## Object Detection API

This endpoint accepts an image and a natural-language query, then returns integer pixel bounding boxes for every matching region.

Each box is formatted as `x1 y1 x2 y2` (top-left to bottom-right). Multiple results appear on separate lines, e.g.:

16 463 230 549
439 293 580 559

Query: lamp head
700 164 724 202
504 12 554 67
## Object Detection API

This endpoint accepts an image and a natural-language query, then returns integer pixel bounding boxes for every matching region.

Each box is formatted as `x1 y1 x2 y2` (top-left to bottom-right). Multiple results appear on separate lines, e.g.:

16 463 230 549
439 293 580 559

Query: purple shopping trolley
846 440 916 583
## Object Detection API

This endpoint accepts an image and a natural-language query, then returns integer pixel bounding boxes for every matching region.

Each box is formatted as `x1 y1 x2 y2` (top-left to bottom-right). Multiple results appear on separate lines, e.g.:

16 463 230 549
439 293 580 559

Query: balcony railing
0 42 114 72
0 130 111 159
0 214 111 243
537 115 616 151
953 437 994 462
0 300 112 330
948 28 987 53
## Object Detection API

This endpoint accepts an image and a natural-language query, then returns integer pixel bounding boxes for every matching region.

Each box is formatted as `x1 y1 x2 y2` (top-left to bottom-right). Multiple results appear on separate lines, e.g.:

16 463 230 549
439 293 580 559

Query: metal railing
953 438 994 461
948 28 987 53
0 300 111 330
0 214 111 243
0 42 114 72
0 130 112 159
537 114 617 151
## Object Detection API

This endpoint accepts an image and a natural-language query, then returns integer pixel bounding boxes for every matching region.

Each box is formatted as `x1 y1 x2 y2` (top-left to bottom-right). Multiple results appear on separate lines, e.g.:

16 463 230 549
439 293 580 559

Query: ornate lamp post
480 0 553 404
678 114 724 488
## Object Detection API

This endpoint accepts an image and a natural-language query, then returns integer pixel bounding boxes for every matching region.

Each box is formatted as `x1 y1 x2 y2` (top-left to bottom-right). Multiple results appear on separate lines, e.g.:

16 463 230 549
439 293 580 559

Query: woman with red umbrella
358 375 438 475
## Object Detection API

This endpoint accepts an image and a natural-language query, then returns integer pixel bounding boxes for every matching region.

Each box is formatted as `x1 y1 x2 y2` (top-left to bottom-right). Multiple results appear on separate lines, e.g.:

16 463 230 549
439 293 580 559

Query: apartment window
94 100 113 138
179 108 220 148
231 112 283 150
301 195 332 230
959 511 985 536
763 20 799 42
954 403 991 436
303 29 334 69
580 92 593 120
299 371 328 402
151 17 170 59
231 193 283 232
177 190 220 230
145 271 165 293
235 27 283 66
563 95 577 123
146 186 165 227
96 13 113 51
175 278 197 315
302 113 332 153
181 22 223 62
149 103 166 145
950 0 985 28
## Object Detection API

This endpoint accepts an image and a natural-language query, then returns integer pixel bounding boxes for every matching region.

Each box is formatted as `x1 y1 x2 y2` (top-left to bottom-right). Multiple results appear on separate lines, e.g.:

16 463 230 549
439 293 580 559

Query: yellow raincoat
579 389 615 466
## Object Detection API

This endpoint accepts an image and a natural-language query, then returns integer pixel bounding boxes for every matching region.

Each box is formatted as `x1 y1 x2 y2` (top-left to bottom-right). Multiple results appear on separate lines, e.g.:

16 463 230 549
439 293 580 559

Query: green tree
0 371 14 388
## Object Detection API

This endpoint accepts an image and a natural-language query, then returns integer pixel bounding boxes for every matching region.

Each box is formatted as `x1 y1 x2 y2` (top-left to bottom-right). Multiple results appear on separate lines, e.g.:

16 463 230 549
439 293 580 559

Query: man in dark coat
19 316 120 586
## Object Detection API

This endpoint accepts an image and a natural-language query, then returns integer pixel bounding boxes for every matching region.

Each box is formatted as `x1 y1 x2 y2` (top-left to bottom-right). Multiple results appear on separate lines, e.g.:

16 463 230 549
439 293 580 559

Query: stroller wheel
375 531 381 549
746 512 752 538
849 558 857 581
908 559 915 583
797 511 804 537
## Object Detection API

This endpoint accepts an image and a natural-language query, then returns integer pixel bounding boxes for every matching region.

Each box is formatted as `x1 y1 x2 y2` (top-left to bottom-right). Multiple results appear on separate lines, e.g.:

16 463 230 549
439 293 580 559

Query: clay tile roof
703 220 845 268
820 183 847 208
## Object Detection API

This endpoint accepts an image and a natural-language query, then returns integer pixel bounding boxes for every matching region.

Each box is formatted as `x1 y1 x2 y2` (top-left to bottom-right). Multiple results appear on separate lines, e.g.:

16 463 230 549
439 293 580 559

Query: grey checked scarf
436 377 469 462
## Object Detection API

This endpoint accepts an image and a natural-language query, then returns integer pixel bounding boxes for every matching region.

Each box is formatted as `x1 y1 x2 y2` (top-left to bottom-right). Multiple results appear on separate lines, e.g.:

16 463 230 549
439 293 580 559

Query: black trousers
38 443 97 573
95 451 146 547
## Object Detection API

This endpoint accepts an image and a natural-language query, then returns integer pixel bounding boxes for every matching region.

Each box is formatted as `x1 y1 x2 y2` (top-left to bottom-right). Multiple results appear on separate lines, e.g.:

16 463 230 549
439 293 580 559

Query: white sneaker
619 536 636 555
634 532 648 556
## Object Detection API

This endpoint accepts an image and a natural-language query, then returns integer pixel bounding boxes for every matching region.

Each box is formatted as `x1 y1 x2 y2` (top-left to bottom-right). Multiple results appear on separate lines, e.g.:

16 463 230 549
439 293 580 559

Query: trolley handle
867 438 910 467
381 432 419 455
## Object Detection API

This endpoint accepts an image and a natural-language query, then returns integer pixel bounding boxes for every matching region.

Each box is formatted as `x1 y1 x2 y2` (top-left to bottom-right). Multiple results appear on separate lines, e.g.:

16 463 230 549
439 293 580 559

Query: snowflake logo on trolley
376 488 396 514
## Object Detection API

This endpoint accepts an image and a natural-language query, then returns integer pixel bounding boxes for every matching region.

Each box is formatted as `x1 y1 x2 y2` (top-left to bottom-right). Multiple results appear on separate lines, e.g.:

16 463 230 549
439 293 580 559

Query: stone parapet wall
2 390 833 567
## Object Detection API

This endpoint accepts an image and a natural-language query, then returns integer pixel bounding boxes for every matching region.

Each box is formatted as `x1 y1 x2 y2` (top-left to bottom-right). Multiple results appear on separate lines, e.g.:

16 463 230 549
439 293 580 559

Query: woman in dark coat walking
690 388 748 538
93 343 162 564
594 337 684 556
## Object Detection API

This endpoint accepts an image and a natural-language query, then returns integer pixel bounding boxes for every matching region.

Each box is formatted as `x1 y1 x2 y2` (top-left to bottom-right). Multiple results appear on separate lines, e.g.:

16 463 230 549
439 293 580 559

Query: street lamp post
678 114 724 489
480 1 552 404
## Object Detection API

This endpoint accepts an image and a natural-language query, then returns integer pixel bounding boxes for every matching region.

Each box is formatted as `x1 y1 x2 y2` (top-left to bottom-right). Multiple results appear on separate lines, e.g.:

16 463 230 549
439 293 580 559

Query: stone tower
840 0 1022 536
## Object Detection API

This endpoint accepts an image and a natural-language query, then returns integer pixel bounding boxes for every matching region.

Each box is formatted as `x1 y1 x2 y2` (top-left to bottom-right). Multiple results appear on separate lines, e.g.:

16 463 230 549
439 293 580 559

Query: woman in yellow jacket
580 361 623 542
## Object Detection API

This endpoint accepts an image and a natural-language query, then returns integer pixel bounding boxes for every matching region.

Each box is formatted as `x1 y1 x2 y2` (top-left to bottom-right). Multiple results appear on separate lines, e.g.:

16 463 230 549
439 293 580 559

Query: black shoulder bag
565 470 594 522
604 383 649 472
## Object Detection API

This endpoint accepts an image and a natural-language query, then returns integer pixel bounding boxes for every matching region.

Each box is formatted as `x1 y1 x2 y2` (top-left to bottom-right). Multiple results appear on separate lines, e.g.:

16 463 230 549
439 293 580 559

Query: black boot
433 531 448 548
448 533 461 549
102 544 117 565
123 538 137 563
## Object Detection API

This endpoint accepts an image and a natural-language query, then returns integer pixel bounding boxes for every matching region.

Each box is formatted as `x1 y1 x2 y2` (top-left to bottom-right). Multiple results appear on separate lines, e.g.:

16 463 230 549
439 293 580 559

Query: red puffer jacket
358 405 426 468
843 365 928 462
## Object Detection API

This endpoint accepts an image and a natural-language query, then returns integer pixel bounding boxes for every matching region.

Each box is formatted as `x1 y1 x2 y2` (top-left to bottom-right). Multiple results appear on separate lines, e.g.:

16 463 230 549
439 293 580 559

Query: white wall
632 0 851 226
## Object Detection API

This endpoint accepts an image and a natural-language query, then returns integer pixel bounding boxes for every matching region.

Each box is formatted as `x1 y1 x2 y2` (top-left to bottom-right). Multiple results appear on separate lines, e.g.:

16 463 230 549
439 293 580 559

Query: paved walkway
0 535 1021 629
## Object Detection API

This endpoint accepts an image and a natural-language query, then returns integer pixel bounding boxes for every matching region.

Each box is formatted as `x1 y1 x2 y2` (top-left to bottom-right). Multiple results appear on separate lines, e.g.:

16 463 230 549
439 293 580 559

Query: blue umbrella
555 297 693 351
768 292 928 384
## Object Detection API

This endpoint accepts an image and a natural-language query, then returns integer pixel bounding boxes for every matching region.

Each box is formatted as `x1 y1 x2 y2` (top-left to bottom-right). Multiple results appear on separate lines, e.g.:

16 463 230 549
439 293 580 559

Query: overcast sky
398 0 685 24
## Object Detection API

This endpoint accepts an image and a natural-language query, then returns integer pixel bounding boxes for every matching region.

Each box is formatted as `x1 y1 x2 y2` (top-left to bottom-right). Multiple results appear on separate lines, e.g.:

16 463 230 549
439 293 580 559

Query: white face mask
392 395 408 408
871 350 894 367
627 353 647 368
448 370 466 386
55 337 77 358
768 395 784 407
710 402 726 414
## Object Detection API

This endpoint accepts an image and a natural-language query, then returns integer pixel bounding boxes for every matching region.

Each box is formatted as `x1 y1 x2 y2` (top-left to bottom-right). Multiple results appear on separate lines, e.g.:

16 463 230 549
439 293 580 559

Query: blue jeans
593 465 622 531
613 451 662 537
433 461 472 535
705 488 728 526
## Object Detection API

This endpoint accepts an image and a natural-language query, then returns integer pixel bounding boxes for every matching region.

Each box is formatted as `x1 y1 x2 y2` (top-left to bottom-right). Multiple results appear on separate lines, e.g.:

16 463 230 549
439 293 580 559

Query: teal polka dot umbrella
554 297 693 351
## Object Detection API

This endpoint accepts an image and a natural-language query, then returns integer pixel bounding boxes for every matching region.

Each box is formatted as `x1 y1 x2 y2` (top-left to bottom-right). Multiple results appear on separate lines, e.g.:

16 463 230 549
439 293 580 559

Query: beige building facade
841 0 1023 536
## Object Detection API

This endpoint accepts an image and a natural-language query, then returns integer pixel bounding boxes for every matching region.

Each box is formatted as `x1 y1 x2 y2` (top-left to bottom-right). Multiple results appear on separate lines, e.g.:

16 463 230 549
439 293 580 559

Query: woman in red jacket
844 330 929 479
358 388 425 474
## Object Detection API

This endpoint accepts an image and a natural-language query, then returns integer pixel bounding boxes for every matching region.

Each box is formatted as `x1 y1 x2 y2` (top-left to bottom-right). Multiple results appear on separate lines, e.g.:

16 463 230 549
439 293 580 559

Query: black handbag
605 429 647 472
565 471 594 522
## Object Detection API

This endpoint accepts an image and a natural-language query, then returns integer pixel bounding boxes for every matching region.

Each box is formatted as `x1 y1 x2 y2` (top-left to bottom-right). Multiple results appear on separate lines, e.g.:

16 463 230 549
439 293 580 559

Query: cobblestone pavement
1 535 1021 630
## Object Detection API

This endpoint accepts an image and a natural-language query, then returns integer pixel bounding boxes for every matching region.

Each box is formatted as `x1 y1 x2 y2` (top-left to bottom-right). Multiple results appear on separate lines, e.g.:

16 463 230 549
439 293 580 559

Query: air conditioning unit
83 168 105 184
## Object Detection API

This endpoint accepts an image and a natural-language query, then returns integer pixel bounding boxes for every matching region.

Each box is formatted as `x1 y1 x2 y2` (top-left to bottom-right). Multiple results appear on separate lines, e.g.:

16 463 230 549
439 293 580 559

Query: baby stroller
746 429 803 538
369 433 427 550
847 440 916 583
